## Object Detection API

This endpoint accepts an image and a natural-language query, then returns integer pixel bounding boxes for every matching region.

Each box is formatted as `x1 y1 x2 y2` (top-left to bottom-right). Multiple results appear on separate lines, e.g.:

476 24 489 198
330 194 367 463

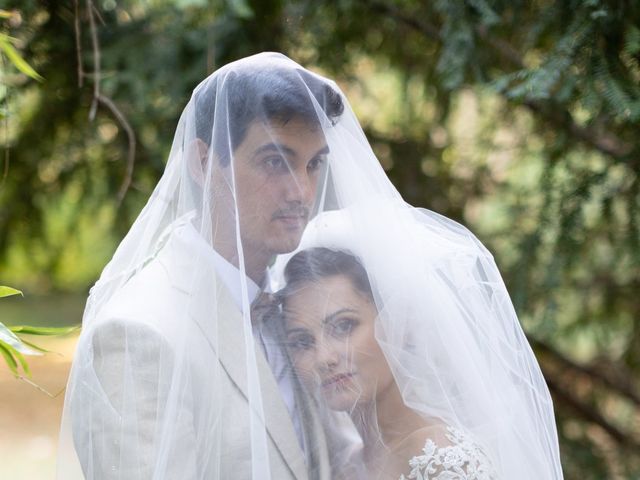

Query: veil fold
57 52 562 479
275 198 563 479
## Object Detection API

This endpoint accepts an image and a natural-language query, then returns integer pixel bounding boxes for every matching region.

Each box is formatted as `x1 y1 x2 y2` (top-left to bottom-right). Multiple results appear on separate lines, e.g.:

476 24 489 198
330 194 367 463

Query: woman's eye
330 318 356 337
287 334 315 351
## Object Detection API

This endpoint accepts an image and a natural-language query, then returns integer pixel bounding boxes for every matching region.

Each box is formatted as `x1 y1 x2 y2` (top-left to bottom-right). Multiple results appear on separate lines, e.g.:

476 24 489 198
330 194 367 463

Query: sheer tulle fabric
57 52 563 479
275 200 564 479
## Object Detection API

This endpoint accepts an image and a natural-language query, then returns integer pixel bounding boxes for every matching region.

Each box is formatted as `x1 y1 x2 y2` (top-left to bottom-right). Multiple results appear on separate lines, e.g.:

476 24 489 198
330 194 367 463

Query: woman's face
283 274 395 411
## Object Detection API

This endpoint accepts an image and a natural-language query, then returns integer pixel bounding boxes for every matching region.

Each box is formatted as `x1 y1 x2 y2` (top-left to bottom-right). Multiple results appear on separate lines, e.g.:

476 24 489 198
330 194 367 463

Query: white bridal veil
57 52 563 479
276 199 564 479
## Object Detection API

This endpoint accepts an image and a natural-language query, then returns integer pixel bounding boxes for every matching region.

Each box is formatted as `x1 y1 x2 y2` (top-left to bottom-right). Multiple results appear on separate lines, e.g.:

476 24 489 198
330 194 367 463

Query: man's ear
186 138 212 188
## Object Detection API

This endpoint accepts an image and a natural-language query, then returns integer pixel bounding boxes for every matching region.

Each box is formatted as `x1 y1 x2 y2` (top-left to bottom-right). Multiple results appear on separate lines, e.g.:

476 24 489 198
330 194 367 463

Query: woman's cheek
293 354 317 383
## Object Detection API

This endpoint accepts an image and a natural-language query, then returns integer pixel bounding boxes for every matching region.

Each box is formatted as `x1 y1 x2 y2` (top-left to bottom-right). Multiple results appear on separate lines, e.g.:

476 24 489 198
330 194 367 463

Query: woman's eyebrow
323 308 357 325
285 326 311 336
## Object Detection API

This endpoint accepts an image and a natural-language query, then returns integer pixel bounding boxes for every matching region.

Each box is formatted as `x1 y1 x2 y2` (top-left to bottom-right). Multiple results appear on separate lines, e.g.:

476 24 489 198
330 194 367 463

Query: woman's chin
321 386 363 412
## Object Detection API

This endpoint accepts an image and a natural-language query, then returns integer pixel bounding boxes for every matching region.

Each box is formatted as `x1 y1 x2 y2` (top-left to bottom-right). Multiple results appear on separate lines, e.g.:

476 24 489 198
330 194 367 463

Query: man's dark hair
195 66 344 166
280 247 373 301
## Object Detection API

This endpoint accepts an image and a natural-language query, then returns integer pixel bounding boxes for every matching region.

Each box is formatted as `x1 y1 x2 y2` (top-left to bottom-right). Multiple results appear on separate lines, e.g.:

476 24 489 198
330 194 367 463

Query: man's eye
307 155 326 172
287 334 315 351
263 156 288 172
330 318 356 337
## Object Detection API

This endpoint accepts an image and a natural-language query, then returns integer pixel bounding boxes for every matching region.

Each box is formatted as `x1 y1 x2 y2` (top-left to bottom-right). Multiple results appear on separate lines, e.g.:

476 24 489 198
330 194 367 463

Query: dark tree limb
545 374 640 449
530 337 640 407
82 0 136 205
96 94 136 205
74 0 83 87
366 0 633 160
86 0 100 121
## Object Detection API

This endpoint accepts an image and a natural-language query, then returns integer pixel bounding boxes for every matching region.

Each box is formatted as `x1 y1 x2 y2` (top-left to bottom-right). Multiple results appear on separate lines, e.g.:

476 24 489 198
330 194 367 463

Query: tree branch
96 94 136 206
74 0 84 88
531 337 640 407
86 0 100 121
545 374 640 449
82 0 136 204
366 0 633 160
0 56 8 192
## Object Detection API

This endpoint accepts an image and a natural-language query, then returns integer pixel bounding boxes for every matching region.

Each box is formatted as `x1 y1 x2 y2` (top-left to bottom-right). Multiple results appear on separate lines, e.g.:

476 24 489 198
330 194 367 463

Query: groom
65 54 346 480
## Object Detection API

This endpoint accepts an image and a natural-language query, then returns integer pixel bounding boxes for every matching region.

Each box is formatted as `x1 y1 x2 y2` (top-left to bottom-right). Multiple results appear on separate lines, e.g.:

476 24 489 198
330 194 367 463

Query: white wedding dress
400 427 497 480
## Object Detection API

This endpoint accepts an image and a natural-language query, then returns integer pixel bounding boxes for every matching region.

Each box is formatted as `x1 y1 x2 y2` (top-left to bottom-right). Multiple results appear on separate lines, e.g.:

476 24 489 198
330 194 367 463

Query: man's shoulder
100 255 176 317
87 220 240 346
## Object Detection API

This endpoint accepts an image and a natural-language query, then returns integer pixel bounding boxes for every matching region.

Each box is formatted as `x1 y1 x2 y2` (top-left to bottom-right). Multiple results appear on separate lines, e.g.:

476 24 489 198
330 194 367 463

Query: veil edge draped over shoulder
57 52 563 480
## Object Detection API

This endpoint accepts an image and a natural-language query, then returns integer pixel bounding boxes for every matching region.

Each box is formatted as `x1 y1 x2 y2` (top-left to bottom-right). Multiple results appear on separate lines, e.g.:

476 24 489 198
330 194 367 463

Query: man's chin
265 236 301 256
268 227 306 254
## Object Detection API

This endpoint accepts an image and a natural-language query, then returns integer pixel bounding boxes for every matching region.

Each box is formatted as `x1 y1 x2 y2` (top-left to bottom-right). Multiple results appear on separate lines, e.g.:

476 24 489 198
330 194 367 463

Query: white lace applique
399 426 497 480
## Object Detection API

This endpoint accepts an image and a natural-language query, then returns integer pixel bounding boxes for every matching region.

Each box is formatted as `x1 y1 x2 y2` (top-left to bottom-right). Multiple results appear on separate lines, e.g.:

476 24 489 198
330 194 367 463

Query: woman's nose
315 339 340 372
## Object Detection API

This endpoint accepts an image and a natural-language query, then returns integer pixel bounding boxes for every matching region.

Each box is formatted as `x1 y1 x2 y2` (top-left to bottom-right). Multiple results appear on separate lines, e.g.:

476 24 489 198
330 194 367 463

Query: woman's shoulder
397 424 497 480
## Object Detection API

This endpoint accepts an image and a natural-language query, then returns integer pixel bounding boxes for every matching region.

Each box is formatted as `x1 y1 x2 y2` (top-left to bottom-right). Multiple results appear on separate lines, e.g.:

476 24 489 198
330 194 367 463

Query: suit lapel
203 280 308 480
164 225 308 480
165 223 318 480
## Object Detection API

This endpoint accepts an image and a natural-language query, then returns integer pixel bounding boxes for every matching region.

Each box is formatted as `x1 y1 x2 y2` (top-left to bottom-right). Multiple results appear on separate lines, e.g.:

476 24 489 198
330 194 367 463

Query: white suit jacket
70 221 332 479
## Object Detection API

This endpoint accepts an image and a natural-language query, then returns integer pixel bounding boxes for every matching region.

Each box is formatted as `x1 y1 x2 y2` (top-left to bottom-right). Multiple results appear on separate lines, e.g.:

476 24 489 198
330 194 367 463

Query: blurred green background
1 0 639 478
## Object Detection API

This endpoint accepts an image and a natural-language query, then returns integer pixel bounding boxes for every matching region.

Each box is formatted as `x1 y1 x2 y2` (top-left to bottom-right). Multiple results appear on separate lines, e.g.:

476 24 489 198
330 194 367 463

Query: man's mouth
273 209 309 226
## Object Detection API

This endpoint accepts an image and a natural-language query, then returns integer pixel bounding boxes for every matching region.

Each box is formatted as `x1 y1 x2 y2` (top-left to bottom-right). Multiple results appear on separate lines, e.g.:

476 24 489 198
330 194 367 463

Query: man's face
220 117 329 259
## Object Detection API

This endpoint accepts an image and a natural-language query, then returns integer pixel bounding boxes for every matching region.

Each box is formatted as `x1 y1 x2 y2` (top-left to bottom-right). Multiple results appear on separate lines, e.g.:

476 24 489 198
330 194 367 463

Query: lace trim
399 426 497 480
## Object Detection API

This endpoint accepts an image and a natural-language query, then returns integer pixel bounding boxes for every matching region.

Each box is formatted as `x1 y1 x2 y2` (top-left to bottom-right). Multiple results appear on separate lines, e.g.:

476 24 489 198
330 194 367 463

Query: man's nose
284 169 315 205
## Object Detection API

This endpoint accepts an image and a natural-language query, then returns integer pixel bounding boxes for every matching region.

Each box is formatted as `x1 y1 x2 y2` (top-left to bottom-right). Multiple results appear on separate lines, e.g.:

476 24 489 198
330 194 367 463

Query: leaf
19 339 52 354
0 34 44 82
12 345 30 376
0 286 23 298
624 25 640 56
0 341 18 376
467 0 500 26
227 0 254 19
0 340 31 376
0 10 17 19
0 322 41 355
174 0 209 9
9 325 80 336
0 339 30 377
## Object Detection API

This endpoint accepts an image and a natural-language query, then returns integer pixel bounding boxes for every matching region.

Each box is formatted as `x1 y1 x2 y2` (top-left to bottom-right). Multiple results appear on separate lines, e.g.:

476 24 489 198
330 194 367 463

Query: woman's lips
321 373 354 389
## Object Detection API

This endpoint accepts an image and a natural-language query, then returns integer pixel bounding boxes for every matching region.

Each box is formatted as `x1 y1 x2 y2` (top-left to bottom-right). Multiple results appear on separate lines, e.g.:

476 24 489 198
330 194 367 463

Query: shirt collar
210 247 263 313
166 212 269 313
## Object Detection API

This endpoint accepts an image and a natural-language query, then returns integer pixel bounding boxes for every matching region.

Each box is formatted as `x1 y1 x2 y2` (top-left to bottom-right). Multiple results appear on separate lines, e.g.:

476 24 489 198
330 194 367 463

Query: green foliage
0 9 42 81
0 285 22 298
0 0 638 475
0 33 42 81
0 285 78 378
0 286 39 377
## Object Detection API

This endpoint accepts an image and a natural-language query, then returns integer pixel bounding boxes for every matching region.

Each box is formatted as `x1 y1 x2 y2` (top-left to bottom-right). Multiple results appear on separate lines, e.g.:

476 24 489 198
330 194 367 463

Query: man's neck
211 237 270 286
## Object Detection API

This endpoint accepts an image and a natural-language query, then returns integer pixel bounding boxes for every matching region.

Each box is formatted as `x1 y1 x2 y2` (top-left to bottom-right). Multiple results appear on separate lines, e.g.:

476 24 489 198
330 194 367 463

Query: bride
273 202 564 479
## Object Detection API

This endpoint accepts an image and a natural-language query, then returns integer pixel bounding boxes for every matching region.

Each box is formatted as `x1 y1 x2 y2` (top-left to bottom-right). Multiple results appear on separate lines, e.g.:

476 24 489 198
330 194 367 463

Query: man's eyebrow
253 143 330 159
315 145 330 157
253 143 296 158
323 308 357 325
